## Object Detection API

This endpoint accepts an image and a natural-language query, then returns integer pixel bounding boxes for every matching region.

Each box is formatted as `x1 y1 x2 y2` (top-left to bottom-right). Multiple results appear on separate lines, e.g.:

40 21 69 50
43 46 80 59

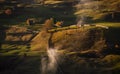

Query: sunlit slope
31 26 106 51
0 26 38 55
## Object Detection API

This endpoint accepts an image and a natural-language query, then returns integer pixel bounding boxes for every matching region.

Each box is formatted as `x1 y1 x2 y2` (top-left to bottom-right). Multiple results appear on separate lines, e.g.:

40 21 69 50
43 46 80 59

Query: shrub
55 21 63 27
26 18 36 25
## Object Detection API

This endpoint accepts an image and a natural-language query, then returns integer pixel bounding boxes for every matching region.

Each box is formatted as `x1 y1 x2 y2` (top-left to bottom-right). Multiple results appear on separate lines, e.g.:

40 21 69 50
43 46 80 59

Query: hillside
30 26 120 74
31 26 105 51
0 25 120 74
0 25 39 55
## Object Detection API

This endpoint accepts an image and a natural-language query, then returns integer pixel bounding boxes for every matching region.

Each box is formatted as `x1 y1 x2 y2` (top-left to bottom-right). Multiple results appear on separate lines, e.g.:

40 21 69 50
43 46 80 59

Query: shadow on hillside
0 56 41 74
105 27 120 48
0 25 8 49
4 41 30 45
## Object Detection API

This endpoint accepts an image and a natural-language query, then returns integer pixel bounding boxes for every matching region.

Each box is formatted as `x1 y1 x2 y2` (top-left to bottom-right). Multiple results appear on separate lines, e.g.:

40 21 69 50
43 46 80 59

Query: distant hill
1 0 120 23
74 0 120 21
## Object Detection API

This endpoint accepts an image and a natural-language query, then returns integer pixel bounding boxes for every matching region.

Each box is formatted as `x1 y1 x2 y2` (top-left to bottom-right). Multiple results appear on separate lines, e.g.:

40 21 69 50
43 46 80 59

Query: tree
43 18 54 30
4 8 12 15
26 18 36 25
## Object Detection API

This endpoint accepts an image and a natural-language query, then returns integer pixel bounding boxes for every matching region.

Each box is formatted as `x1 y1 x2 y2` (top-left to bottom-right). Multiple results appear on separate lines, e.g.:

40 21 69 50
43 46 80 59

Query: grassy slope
0 24 120 74
30 23 120 73
31 26 105 51
0 26 40 56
